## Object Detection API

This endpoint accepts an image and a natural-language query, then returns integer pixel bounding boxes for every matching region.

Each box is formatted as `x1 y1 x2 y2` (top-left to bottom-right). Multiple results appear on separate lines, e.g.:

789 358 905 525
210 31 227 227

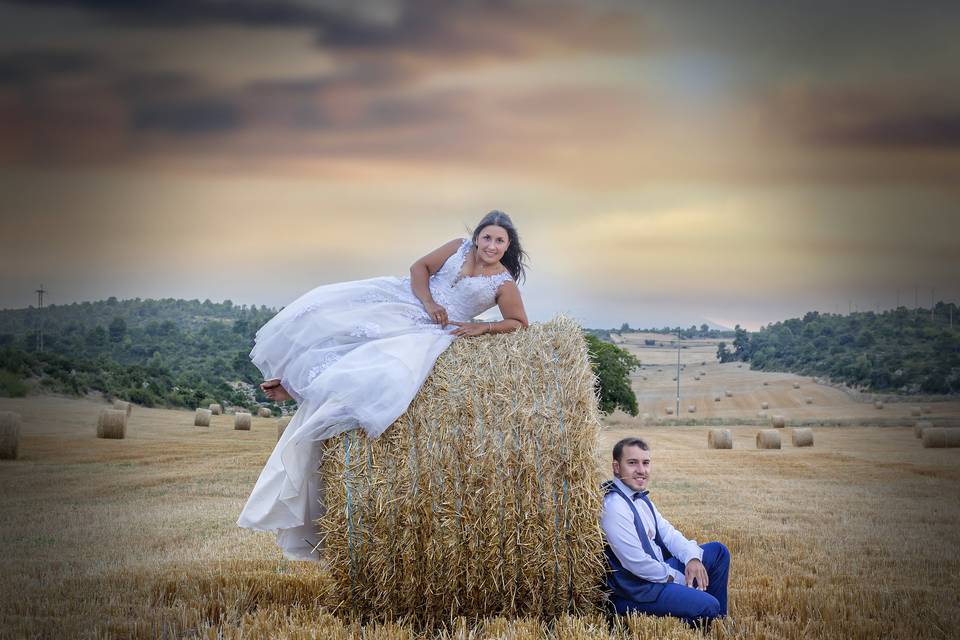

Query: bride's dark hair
471 210 528 284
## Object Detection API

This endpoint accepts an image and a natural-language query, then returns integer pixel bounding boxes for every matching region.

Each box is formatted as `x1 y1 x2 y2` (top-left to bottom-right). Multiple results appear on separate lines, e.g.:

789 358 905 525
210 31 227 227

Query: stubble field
1 389 959 639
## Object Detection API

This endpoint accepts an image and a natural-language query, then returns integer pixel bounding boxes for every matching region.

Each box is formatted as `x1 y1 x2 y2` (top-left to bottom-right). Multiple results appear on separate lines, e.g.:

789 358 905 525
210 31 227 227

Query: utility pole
35 284 46 353
675 342 681 418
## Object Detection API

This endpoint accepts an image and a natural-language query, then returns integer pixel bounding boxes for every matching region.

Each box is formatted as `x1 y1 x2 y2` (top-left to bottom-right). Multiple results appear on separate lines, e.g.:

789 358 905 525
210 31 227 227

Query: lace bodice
426 238 514 323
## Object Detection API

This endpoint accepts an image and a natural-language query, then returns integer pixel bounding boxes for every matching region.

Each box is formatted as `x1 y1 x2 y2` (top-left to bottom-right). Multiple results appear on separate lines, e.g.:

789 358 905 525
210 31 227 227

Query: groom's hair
613 437 649 462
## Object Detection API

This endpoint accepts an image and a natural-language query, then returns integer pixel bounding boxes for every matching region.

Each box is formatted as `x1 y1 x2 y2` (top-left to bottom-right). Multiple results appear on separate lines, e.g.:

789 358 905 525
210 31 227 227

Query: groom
601 437 730 627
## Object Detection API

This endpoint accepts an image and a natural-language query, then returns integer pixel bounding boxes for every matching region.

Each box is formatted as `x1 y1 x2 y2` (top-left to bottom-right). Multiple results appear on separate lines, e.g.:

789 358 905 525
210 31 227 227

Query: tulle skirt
237 275 455 560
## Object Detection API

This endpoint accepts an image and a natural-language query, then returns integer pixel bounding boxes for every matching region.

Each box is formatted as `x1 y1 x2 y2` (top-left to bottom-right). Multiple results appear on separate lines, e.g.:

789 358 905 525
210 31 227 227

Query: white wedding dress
237 237 515 560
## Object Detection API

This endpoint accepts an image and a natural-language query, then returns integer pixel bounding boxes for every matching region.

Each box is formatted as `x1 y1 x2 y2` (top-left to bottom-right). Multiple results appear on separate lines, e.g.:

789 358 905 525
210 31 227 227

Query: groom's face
613 444 651 492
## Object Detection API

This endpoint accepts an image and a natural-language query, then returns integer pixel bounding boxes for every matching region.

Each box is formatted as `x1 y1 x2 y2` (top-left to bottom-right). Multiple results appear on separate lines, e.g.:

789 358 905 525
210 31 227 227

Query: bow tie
632 490 650 500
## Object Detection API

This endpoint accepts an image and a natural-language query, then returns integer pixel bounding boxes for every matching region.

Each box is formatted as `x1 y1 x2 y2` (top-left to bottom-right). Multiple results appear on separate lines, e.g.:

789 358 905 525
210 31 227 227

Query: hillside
0 297 280 411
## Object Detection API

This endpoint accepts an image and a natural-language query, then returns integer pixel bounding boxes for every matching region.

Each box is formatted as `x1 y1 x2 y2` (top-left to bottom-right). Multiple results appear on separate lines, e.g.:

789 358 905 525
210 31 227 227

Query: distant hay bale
0 411 21 460
665 407 674 415
277 416 291 440
756 429 781 449
805 397 813 404
234 412 252 431
688 405 696 413
693 376 700 381
318 317 605 621
761 401 769 410
922 406 932 414
708 429 732 449
874 400 884 410
914 420 933 438
112 400 133 416
713 393 721 402
791 428 814 447
792 382 800 389
921 428 960 448
194 408 212 427
737 364 742 368
672 377 677 382
724 390 733 397
209 403 222 415
257 407 272 418
762 381 769 386
699 371 706 377
771 415 786 428
910 406 922 417
96 409 127 439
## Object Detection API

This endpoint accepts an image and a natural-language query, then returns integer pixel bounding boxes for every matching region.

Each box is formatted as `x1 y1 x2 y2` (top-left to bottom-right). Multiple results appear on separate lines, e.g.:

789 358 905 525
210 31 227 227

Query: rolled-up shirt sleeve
602 496 677 583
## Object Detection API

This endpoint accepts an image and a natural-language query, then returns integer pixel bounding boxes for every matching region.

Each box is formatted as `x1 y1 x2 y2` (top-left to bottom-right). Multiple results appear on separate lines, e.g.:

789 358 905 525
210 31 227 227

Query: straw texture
0 411 20 460
707 429 732 449
97 409 127 439
317 316 605 622
791 428 814 447
277 417 291 440
234 413 252 431
914 420 933 439
771 415 786 428
257 407 272 418
922 428 960 448
194 408 211 427
209 403 223 415
756 429 781 449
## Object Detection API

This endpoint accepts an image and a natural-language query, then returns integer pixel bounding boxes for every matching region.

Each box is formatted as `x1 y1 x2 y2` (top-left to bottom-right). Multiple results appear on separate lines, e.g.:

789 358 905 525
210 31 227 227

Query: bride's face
475 225 510 265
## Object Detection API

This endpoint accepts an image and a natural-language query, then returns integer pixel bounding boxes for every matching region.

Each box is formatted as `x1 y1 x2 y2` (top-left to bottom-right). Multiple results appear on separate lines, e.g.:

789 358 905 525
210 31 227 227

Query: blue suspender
608 483 672 561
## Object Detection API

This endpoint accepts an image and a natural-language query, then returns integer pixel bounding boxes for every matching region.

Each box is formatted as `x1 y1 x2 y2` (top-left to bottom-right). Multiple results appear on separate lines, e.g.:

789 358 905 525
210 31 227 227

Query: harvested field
1 394 958 638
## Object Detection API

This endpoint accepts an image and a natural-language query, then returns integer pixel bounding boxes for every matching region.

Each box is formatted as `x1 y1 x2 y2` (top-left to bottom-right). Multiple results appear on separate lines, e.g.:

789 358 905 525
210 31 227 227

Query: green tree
108 317 127 343
732 325 751 361
584 333 641 415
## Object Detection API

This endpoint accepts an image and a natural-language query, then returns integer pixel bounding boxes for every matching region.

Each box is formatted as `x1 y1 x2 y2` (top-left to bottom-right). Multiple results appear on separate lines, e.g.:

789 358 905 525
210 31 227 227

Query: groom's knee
702 541 730 570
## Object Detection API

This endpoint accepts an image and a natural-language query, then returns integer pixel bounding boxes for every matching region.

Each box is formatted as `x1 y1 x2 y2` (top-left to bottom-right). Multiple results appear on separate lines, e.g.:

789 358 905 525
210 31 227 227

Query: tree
584 333 641 415
620 322 631 332
716 341 733 363
732 325 751 361
700 323 709 334
108 317 127 343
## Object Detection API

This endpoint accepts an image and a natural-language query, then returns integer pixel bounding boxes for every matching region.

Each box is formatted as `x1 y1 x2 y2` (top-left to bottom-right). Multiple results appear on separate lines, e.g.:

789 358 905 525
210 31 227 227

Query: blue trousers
612 541 730 627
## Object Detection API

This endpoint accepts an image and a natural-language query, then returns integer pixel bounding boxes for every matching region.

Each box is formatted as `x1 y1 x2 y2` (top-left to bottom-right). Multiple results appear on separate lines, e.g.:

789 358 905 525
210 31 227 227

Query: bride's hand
449 321 488 337
423 301 449 326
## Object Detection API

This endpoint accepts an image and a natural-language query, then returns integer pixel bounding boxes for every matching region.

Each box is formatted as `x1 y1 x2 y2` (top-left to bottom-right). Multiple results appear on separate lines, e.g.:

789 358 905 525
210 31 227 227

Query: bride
237 210 529 560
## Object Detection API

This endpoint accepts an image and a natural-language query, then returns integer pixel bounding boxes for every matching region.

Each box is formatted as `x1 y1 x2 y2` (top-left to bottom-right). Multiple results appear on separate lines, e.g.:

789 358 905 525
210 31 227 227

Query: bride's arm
487 282 528 334
410 238 463 325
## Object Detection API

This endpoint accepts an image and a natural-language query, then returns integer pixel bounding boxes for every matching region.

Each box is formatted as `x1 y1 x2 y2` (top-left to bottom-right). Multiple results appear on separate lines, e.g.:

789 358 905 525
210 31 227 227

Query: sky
1 0 958 330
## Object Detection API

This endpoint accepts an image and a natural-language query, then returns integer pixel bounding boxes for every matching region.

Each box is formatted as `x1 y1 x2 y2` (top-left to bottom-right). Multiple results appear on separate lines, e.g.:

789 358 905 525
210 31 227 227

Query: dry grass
1 394 959 638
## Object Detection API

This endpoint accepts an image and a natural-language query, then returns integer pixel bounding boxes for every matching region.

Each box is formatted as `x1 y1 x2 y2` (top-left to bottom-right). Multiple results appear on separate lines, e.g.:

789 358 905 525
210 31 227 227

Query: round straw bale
724 390 733 397
921 428 960 448
257 407 272 418
194 408 212 427
763 381 769 386
693 376 700 381
708 429 732 449
761 401 769 410
234 412 252 431
688 405 696 413
277 416 291 440
112 400 133 416
910 406 921 417
922 406 933 414
792 382 800 389
97 409 127 439
0 411 21 460
771 415 786 428
713 393 721 402
318 316 605 620
914 420 933 438
791 428 814 447
737 364 742 368
805 397 813 404
699 371 706 377
672 377 677 382
665 407 674 415
874 400 884 410
209 403 222 415
756 429 781 449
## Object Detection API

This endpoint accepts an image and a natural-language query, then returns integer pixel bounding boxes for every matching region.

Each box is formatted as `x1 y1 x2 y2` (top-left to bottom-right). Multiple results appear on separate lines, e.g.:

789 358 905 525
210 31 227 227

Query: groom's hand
685 558 709 590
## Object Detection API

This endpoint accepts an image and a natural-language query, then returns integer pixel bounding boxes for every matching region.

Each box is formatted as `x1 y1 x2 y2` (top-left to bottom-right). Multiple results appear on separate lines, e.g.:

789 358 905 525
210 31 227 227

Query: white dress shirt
601 477 703 585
